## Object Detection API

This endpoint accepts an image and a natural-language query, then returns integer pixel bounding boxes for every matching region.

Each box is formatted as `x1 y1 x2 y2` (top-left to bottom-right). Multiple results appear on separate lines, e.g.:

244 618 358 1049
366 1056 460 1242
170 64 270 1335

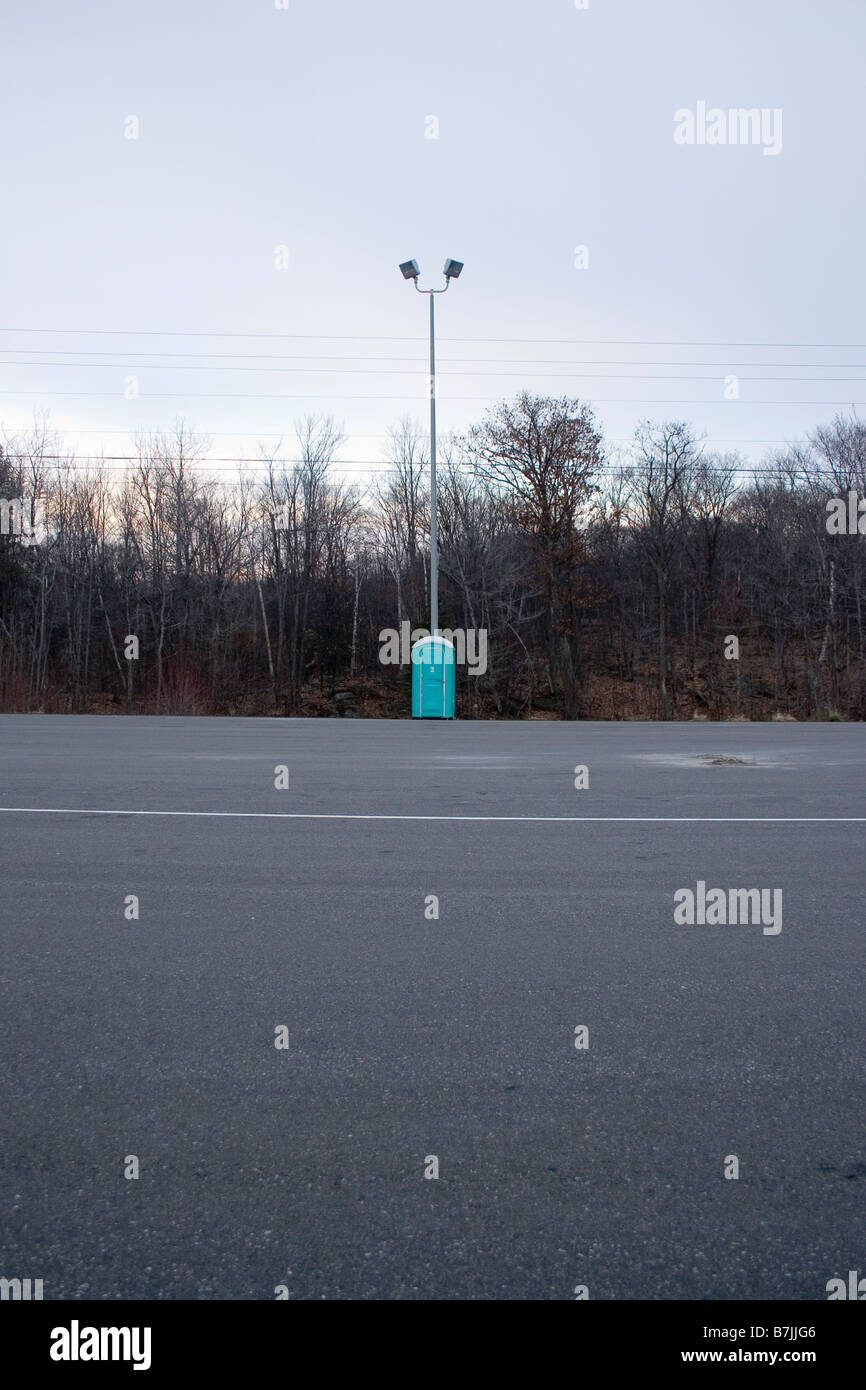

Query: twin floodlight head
398 258 463 285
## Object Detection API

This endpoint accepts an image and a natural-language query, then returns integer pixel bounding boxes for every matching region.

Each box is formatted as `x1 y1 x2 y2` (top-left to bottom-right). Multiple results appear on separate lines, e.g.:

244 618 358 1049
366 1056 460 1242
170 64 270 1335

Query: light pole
399 258 463 636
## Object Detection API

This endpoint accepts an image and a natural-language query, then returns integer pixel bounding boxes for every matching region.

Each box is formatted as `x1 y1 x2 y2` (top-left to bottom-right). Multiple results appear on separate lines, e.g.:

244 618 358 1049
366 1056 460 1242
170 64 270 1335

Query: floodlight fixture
399 256 464 642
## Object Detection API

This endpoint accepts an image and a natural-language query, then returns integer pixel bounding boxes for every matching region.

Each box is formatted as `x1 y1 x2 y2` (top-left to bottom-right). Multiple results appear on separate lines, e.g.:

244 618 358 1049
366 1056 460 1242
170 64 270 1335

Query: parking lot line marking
0 807 864 823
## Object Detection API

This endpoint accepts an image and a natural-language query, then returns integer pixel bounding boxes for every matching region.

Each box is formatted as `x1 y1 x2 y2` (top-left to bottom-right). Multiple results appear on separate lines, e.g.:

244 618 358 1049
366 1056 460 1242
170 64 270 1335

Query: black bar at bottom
1 1299 860 1377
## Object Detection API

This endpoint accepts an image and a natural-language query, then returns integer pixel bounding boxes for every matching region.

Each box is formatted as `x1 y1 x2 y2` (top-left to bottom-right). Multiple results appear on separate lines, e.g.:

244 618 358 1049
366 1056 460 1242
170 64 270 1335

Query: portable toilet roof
411 635 456 718
411 634 455 663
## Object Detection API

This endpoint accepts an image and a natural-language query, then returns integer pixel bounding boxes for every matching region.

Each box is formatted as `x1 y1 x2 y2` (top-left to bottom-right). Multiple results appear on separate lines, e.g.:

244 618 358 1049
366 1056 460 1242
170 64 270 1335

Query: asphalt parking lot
1 715 863 1299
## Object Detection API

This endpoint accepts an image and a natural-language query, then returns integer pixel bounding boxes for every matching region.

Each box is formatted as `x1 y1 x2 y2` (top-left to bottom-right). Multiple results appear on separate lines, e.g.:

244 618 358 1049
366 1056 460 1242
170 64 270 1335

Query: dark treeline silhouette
1 395 865 720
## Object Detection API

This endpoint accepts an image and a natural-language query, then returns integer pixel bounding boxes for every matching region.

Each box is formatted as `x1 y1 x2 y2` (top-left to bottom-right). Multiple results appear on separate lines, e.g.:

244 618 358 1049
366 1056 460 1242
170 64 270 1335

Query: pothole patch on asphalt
628 751 775 769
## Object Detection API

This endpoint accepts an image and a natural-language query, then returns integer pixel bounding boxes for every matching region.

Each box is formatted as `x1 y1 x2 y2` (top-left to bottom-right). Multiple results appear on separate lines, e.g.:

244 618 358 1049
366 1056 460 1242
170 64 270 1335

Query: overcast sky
1 0 864 484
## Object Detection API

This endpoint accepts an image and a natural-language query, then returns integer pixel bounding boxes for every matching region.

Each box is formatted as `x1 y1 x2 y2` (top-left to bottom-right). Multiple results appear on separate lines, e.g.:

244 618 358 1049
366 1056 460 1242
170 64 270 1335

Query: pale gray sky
1 0 864 482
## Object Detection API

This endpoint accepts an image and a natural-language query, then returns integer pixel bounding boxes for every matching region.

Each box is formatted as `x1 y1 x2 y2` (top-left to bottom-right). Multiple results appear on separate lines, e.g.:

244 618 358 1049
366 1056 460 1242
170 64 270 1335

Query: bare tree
469 392 602 716
625 421 702 719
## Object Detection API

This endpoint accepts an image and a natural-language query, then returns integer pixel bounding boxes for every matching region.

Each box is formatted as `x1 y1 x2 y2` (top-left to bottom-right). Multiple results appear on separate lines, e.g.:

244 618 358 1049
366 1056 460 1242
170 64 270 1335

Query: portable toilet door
411 635 456 718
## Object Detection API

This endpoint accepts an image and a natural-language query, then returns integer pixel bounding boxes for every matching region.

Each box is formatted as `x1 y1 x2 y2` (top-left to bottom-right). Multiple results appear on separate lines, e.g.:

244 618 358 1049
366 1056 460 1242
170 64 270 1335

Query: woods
1 395 865 720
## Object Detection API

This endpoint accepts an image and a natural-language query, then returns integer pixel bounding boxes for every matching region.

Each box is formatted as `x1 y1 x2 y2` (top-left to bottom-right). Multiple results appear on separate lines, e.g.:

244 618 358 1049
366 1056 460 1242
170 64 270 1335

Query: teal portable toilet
411 635 456 718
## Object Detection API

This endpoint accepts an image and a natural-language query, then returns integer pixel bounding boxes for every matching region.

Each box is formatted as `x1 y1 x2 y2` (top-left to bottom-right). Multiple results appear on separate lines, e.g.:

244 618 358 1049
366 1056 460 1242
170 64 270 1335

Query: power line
2 326 865 349
2 347 863 368
2 359 865 383
1 428 806 443
3 391 864 405
17 455 817 476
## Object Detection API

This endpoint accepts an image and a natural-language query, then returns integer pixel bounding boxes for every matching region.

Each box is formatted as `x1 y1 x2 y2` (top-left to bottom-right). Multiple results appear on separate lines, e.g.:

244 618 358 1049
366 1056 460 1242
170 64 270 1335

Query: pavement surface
0 715 863 1300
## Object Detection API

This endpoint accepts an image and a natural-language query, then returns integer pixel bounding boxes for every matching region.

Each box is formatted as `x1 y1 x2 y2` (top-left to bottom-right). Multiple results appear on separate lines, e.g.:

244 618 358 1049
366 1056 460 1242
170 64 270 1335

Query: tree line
1 394 865 720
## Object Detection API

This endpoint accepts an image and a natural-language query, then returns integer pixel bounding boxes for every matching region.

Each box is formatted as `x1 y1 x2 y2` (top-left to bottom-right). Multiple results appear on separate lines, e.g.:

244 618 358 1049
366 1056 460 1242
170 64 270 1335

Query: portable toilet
411 635 456 718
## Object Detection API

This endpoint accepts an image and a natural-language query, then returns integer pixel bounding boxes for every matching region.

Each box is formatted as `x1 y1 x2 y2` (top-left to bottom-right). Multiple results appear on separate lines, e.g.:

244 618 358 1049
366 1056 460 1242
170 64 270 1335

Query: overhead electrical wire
2 390 864 405
1 348 863 369
2 326 866 349
0 360 863 384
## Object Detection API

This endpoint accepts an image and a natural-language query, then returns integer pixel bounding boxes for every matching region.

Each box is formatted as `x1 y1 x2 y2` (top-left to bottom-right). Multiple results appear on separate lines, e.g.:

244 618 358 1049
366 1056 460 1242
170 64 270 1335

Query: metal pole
429 289 438 636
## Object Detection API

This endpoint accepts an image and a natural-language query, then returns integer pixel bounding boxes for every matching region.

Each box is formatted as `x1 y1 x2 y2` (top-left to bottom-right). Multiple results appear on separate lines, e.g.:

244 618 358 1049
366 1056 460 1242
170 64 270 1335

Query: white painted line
0 807 863 824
